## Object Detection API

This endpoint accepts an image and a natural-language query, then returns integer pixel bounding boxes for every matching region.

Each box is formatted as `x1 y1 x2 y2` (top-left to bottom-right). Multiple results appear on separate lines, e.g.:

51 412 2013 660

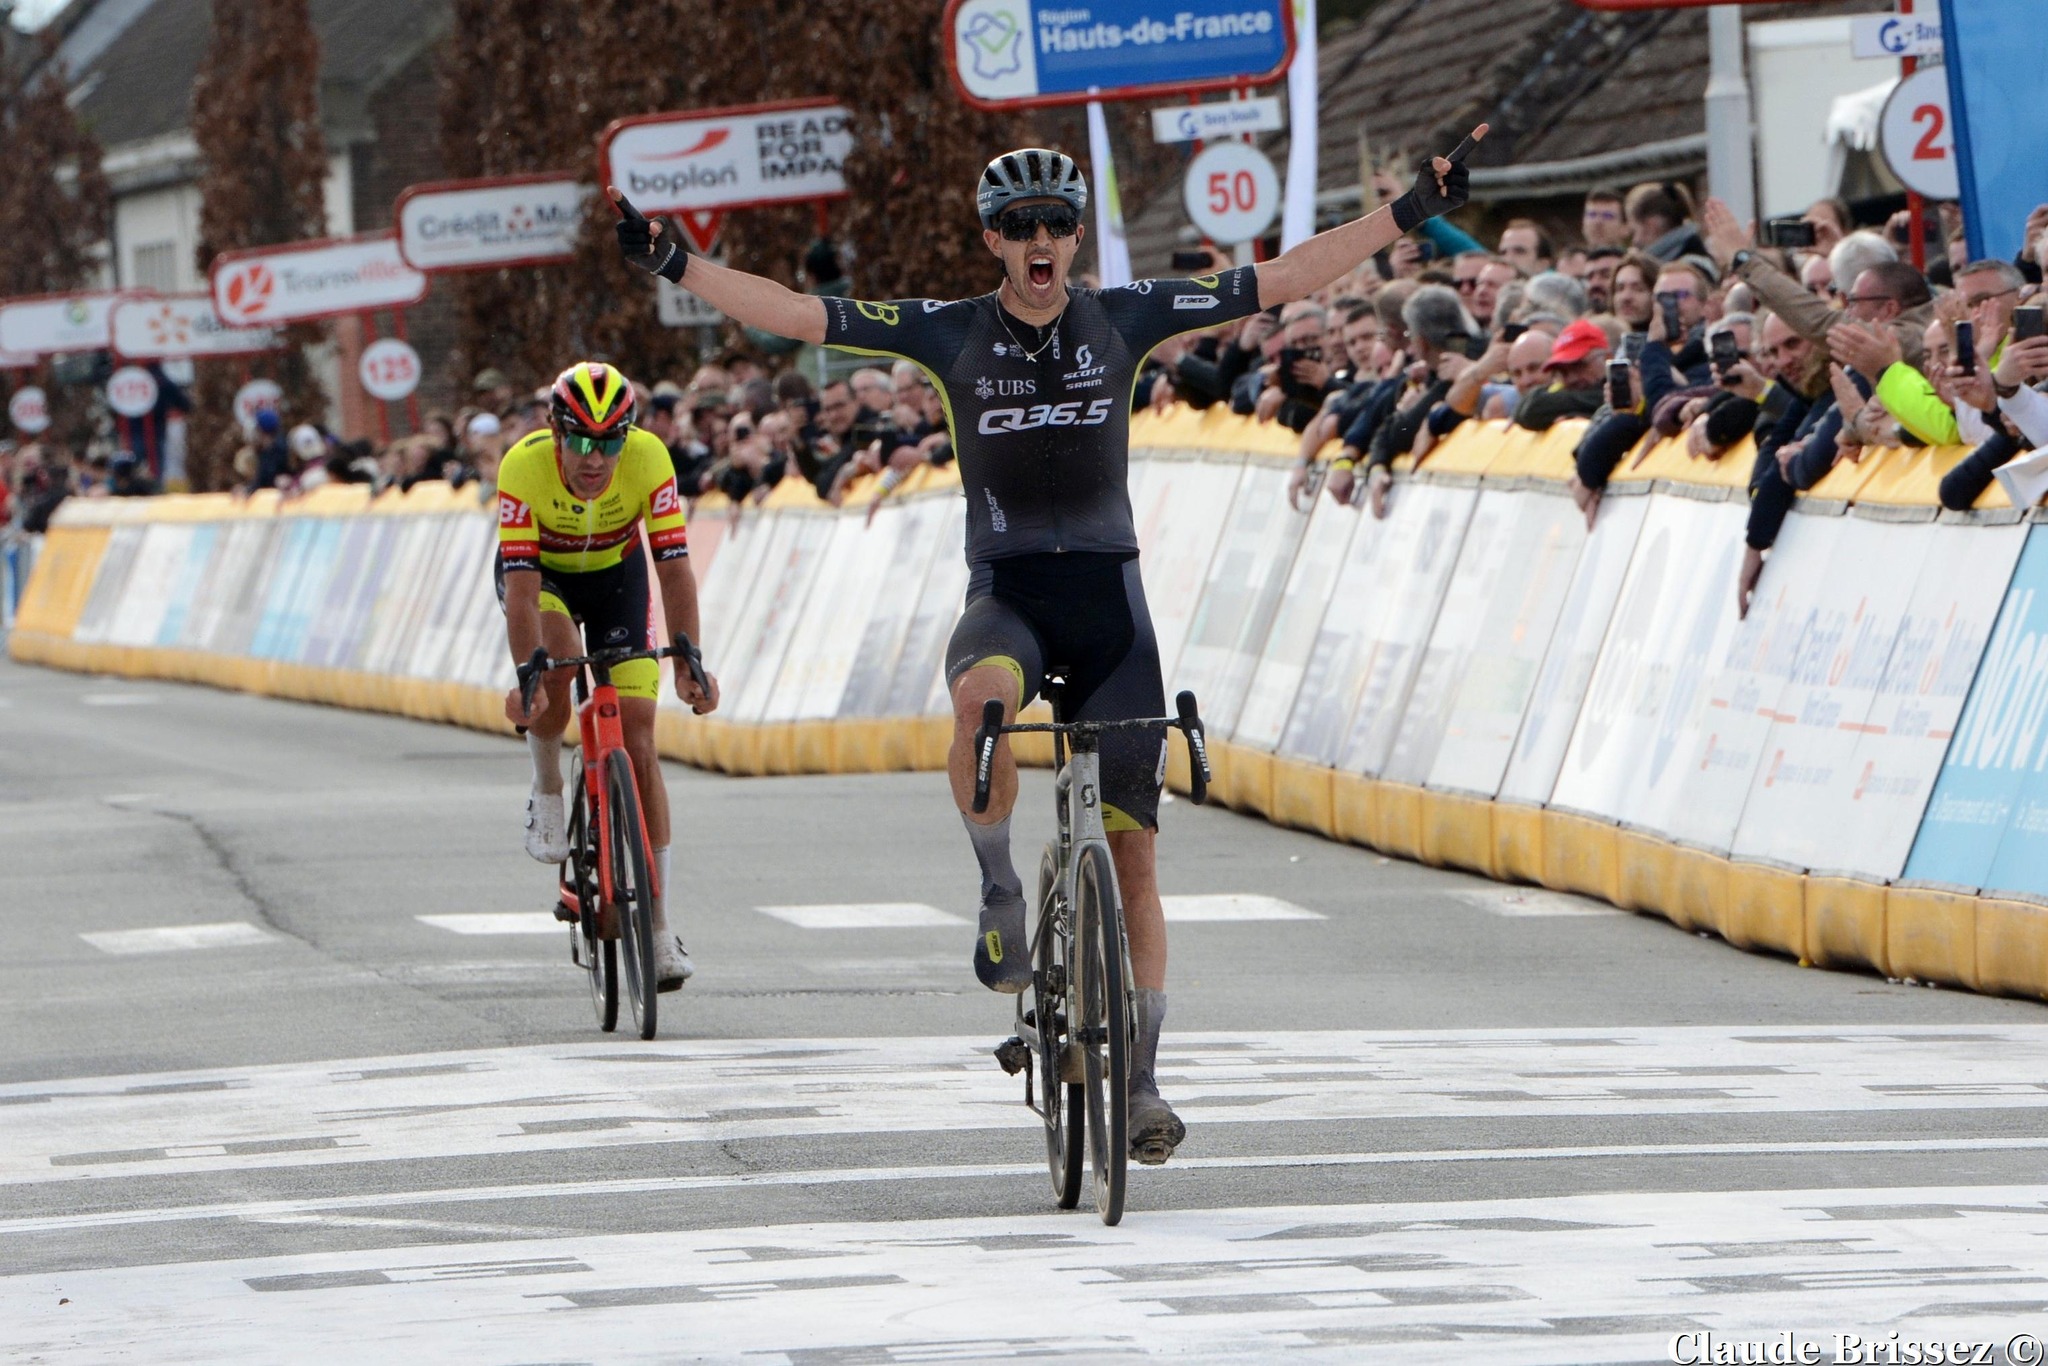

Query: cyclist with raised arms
610 128 1482 1161
500 362 719 990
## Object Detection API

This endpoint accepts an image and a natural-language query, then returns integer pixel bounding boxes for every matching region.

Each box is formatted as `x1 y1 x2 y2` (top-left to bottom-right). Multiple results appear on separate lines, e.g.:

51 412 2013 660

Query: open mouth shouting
1027 252 1056 291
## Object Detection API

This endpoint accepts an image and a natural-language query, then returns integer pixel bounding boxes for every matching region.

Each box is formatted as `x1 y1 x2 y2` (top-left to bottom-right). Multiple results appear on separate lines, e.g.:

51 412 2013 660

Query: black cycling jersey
822 265 1263 564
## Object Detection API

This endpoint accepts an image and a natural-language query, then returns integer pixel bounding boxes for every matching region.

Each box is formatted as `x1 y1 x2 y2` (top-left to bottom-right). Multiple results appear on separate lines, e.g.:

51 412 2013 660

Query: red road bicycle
517 639 708 1041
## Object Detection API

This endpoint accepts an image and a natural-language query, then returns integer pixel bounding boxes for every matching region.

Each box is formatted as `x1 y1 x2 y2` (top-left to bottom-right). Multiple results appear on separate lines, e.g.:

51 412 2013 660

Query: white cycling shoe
523 789 571 864
654 935 693 992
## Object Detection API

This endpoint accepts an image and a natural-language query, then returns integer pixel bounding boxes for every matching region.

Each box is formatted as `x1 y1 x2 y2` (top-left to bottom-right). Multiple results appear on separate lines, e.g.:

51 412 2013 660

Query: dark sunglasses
998 205 1079 241
566 431 627 458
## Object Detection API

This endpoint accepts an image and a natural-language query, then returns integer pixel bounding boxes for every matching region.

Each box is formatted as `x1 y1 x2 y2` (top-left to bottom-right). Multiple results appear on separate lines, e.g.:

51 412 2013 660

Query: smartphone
1171 249 1212 272
1620 332 1647 364
1954 320 1977 376
1606 358 1634 411
2016 306 2046 343
1501 322 1529 344
1766 218 1816 250
1710 329 1741 378
1656 292 1684 340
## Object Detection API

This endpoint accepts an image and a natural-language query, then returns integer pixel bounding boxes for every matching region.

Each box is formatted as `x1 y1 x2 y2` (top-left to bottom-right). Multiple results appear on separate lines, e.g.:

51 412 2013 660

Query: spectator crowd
10 189 2048 624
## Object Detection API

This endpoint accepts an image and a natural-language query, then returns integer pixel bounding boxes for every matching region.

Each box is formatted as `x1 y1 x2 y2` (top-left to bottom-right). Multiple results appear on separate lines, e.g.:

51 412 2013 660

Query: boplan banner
110 293 276 359
602 100 853 215
946 0 1294 108
0 291 129 356
209 234 429 326
395 175 588 272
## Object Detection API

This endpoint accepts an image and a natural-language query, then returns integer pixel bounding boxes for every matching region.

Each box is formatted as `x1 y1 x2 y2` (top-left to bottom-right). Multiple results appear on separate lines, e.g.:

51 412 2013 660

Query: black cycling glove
1390 135 1477 233
611 190 688 284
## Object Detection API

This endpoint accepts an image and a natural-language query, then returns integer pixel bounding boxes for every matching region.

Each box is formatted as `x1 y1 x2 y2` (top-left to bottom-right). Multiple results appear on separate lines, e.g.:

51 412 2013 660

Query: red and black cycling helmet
549 362 636 449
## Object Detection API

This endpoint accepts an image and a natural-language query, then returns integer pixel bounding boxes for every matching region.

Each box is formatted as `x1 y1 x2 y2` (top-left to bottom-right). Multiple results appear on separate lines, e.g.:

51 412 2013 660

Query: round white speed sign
1880 66 1958 202
8 385 50 434
234 378 283 432
105 365 160 419
1182 141 1281 246
358 338 421 403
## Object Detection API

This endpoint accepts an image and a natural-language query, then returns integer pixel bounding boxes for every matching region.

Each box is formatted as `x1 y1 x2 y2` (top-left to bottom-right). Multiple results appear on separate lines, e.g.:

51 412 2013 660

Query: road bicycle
980 679 1211 1226
517 638 709 1041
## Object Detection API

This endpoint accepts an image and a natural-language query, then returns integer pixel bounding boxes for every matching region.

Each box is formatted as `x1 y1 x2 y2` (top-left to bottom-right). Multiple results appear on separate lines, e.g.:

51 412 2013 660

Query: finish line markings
416 913 563 936
753 897 1325 929
79 922 278 955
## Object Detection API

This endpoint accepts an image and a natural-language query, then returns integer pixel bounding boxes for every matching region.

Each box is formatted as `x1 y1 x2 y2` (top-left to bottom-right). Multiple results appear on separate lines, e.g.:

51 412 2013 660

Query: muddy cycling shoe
973 888 1033 994
524 788 570 864
655 935 693 992
1127 1072 1186 1165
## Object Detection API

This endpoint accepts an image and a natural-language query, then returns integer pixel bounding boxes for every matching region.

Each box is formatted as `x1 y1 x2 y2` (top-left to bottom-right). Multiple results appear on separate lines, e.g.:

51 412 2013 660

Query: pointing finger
1448 124 1489 163
606 186 646 223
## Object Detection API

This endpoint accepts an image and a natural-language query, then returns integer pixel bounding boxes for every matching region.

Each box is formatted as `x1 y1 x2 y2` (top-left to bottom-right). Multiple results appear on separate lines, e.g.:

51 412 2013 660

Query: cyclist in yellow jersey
498 362 719 989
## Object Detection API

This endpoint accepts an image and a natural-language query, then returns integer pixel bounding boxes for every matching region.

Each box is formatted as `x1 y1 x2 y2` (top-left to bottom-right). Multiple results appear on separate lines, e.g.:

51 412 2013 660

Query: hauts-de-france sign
946 0 1294 109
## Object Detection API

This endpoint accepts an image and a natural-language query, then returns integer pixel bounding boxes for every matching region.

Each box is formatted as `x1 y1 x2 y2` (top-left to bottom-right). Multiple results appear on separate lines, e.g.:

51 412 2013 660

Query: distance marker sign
946 0 1293 110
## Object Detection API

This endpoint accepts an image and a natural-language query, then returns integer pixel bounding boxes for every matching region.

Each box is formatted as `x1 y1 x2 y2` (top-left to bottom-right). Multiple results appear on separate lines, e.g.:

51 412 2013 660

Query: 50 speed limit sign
1182 141 1280 246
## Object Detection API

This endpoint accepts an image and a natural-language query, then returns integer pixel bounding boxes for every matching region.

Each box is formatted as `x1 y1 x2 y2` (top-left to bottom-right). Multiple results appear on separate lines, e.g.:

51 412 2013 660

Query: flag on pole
1281 0 1318 251
1087 99 1133 287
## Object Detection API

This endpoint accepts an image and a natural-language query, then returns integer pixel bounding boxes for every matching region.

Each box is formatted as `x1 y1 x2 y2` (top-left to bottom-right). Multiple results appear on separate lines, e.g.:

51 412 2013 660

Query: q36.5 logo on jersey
855 301 900 326
977 397 1115 435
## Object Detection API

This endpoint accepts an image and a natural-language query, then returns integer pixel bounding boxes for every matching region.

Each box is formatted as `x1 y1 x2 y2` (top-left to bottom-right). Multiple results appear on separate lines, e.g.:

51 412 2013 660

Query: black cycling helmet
976 148 1088 229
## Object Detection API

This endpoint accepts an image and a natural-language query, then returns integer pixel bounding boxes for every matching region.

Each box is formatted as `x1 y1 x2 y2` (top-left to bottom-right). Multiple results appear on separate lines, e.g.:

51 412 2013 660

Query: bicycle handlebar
969 689 1213 812
513 636 711 735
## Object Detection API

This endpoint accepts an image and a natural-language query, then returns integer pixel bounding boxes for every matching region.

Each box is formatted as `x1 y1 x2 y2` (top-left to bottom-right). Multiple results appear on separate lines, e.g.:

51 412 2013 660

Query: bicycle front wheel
568 770 617 1033
1029 842 1084 1210
1074 843 1128 1226
606 749 658 1041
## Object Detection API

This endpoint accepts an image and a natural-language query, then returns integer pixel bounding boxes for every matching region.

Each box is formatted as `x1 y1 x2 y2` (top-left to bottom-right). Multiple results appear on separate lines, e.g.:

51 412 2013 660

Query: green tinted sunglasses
567 432 628 458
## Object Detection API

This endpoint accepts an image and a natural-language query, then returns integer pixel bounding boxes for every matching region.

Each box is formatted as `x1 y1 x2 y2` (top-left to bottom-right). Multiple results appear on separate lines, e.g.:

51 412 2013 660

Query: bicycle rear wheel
1028 842 1084 1209
568 770 617 1033
1074 843 1128 1225
606 749 658 1040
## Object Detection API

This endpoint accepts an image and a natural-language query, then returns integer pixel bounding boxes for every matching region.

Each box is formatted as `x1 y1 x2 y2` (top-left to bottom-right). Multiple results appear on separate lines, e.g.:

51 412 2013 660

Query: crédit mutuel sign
396 176 588 273
601 100 855 214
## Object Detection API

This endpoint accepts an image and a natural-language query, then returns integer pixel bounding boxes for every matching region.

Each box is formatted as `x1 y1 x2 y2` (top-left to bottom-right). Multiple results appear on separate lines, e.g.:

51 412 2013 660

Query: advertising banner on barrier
1235 492 1358 752
1336 484 1479 776
731 517 835 723
395 175 587 272
210 234 428 326
1904 523 2048 889
1280 499 1394 766
1403 492 1586 795
892 502 971 717
1549 495 1748 833
945 0 1294 110
843 499 952 716
156 524 218 648
602 101 853 216
770 515 905 719
1133 453 1246 686
1170 464 1309 737
105 523 190 647
71 524 143 646
110 294 276 359
1729 515 1930 872
0 291 127 357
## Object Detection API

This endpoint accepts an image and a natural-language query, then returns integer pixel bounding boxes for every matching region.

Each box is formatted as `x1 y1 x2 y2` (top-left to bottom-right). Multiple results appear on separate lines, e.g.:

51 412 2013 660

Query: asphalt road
5 653 2048 1365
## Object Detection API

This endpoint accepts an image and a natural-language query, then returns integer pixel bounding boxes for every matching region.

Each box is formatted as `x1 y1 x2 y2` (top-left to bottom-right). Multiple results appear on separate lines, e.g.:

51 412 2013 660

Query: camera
2015 305 2046 343
1278 346 1326 403
1765 218 1816 250
1606 358 1635 411
1501 322 1529 344
1709 329 1741 380
849 418 892 450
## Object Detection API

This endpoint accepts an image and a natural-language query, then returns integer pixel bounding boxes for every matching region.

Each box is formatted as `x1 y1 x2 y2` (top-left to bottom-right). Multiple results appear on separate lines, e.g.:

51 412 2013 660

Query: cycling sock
1132 987 1167 1091
653 846 671 936
527 730 564 796
961 812 1023 901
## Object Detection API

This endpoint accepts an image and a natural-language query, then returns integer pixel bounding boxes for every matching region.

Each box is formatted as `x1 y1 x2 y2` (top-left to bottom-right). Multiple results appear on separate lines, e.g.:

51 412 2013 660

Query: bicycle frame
570 664 657 915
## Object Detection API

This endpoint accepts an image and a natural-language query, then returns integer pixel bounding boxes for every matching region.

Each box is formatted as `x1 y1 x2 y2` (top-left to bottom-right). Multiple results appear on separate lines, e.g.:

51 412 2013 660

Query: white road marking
756 902 966 929
1446 888 1622 917
11 1138 2048 1238
79 693 160 707
415 913 563 936
10 1188 2048 1365
77 922 277 956
11 1027 2048 1186
1161 893 1325 921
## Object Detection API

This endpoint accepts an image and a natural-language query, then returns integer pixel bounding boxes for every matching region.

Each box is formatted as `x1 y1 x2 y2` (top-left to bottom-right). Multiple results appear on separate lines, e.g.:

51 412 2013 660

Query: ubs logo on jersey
1061 344 1106 388
975 377 1036 398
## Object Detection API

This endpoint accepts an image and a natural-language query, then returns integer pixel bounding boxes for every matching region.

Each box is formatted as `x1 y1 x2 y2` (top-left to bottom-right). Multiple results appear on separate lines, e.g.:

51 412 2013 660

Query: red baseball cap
1544 318 1610 368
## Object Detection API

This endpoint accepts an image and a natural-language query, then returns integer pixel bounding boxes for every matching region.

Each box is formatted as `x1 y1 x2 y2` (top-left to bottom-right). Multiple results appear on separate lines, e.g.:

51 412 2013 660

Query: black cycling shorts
945 551 1166 831
494 551 659 700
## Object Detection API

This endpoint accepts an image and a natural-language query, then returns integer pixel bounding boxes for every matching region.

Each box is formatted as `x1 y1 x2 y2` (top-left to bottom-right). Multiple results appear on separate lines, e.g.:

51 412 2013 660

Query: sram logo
977 398 1115 435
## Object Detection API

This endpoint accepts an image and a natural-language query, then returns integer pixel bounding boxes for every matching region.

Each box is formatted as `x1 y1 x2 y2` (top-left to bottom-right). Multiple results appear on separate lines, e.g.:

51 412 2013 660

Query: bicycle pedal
1058 1042 1088 1084
1131 1138 1175 1167
994 1037 1030 1076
